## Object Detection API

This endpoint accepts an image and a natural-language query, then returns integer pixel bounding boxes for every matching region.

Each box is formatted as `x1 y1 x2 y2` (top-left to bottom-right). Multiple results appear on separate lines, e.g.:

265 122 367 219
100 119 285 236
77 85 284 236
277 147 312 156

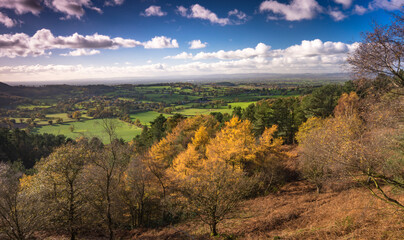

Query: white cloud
0 0 42 27
176 6 187 17
353 5 367 15
369 0 404 11
259 0 323 21
176 4 248 26
334 0 352 8
0 0 42 15
0 12 17 28
353 0 403 15
143 36 179 49
44 0 102 19
228 9 248 21
328 9 347 21
60 49 100 56
189 40 207 49
0 40 360 82
141 5 167 17
166 43 271 60
164 52 193 59
105 0 124 6
0 29 181 58
282 39 358 57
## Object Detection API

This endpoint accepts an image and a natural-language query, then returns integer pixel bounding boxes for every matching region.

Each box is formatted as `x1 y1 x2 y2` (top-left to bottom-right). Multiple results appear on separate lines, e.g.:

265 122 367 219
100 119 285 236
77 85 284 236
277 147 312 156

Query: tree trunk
69 182 76 240
106 176 114 240
210 223 218 236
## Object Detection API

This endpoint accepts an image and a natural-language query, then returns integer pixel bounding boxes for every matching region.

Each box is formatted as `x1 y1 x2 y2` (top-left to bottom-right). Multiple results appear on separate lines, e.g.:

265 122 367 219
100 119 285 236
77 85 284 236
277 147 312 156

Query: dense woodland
0 12 403 240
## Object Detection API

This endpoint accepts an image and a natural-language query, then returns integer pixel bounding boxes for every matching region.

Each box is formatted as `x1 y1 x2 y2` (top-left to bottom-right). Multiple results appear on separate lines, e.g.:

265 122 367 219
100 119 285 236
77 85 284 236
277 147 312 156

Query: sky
0 0 402 83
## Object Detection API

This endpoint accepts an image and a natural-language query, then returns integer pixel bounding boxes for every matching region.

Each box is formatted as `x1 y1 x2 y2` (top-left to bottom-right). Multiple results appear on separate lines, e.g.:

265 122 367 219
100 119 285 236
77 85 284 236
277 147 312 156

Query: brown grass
133 181 404 240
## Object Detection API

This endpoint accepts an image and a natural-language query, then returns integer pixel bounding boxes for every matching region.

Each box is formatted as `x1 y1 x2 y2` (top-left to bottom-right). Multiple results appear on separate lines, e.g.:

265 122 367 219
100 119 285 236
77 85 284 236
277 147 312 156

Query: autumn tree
254 125 286 192
180 159 253 236
85 141 131 239
299 91 404 208
206 116 255 170
0 163 42 240
33 143 91 240
72 111 82 121
298 93 362 193
118 154 155 228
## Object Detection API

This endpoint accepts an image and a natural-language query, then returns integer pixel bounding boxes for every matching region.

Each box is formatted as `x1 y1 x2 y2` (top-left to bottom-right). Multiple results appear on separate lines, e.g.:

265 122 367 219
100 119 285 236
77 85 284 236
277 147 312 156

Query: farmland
0 81 338 142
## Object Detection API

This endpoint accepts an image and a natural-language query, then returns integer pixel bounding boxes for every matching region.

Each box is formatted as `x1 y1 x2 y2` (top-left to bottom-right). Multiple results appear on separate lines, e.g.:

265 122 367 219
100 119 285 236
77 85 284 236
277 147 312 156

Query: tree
0 163 42 240
56 118 63 124
86 141 130 239
33 143 90 240
206 117 255 170
301 84 343 118
347 12 404 88
178 159 253 236
119 154 154 228
72 111 82 121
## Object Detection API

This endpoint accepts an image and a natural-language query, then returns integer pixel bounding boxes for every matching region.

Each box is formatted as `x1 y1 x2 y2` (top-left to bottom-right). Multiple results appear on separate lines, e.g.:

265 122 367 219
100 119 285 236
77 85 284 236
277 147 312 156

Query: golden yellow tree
206 116 255 169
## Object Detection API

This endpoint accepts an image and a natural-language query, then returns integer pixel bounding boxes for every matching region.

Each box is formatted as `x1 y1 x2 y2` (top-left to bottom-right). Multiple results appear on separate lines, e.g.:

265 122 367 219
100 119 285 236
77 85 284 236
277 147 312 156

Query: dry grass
133 181 404 240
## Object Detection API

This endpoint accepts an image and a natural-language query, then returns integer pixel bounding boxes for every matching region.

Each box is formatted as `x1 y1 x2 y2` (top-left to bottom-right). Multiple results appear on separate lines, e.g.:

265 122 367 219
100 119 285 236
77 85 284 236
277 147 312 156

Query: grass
228 101 256 108
173 108 233 116
130 111 172 125
133 180 404 239
34 118 141 143
17 105 52 110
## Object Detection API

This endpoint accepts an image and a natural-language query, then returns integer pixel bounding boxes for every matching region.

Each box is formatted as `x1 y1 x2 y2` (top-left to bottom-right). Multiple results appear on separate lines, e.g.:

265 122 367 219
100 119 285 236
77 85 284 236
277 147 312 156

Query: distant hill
0 82 13 91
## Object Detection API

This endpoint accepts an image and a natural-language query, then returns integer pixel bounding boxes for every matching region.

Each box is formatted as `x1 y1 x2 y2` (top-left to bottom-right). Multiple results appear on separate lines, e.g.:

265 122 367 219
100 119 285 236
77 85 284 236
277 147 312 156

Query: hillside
132 180 404 240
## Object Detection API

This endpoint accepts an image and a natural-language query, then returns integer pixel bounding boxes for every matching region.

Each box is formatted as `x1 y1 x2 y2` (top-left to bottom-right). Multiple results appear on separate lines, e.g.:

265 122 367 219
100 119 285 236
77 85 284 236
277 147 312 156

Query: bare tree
347 11 404 88
0 163 43 240
86 119 130 239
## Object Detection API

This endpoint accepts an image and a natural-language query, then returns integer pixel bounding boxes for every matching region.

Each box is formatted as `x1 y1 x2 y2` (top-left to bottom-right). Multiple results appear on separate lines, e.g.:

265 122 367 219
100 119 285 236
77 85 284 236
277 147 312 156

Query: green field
227 101 256 108
34 119 141 143
17 105 52 110
173 108 233 116
130 111 172 125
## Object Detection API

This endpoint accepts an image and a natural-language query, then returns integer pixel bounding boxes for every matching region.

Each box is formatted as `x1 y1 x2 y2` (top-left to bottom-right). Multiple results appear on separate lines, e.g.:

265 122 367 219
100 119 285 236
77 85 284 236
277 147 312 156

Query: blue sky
0 0 401 83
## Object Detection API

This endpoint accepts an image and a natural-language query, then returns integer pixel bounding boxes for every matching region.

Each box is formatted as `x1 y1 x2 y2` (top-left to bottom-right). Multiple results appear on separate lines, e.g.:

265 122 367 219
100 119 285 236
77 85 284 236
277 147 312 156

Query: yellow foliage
295 117 325 144
206 116 256 169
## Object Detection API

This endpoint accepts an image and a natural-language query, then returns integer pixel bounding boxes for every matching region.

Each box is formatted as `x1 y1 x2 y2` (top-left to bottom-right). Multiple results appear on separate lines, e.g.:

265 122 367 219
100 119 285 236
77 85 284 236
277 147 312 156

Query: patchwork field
34 118 141 143
130 111 172 125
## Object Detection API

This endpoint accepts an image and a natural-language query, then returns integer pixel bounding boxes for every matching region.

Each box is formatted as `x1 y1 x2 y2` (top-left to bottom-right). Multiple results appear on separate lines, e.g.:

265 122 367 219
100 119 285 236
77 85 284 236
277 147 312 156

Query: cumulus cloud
0 29 169 57
44 0 102 19
143 36 179 49
176 4 248 26
328 9 347 21
167 40 358 74
0 0 42 27
166 43 271 60
259 0 323 21
0 0 42 15
0 12 17 28
0 37 361 82
60 49 100 56
189 40 207 49
282 39 357 57
334 0 352 8
164 51 193 60
0 40 360 82
141 5 167 17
